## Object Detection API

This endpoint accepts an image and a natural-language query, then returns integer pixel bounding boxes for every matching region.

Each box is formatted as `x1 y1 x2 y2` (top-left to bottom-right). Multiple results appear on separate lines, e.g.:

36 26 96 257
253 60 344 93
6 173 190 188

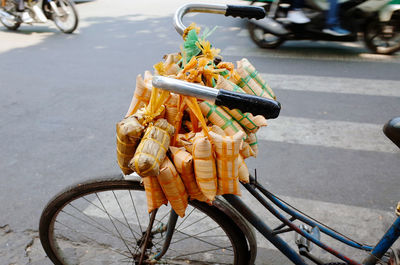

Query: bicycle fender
213 198 258 265
379 4 400 22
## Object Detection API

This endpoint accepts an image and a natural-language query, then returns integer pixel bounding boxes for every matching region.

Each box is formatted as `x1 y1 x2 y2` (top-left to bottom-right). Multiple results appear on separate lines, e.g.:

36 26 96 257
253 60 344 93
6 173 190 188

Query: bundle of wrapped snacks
125 72 153 117
238 58 276 100
130 118 175 177
210 131 245 196
157 158 188 217
170 146 209 202
142 175 168 213
116 115 144 175
192 133 217 201
215 76 267 133
116 24 276 216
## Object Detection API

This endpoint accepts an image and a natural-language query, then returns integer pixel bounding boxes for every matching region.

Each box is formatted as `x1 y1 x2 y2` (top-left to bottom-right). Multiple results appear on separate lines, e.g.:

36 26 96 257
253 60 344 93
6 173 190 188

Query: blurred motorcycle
246 0 400 54
0 0 78 33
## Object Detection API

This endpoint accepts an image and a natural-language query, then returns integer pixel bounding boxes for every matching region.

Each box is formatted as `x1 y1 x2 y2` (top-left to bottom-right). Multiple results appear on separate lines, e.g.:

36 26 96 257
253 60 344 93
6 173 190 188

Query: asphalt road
0 0 399 264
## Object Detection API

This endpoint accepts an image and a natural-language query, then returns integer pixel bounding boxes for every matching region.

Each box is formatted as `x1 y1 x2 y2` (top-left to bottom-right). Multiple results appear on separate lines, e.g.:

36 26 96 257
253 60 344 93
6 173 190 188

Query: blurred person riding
287 0 350 35
17 0 33 23
247 0 400 54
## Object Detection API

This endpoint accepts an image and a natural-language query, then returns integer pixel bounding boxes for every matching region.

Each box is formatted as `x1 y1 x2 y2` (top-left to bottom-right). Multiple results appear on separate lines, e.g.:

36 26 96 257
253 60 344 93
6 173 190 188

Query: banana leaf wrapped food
192 133 217 201
216 76 267 133
170 146 209 202
116 115 145 175
209 131 245 196
238 58 276 100
130 118 175 177
142 175 168 213
125 72 153 117
157 157 188 217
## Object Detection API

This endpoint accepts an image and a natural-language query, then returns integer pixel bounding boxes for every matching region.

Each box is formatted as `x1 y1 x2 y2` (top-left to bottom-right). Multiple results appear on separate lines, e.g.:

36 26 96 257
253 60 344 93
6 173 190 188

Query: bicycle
38 3 400 265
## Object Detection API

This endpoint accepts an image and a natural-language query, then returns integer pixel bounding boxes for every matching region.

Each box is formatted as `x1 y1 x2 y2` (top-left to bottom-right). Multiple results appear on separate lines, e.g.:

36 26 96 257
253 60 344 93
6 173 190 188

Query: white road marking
261 73 400 98
258 116 398 153
222 45 400 63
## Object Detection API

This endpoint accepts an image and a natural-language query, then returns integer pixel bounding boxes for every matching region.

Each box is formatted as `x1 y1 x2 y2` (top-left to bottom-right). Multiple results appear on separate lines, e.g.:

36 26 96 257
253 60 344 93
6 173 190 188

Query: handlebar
173 3 266 36
152 76 281 119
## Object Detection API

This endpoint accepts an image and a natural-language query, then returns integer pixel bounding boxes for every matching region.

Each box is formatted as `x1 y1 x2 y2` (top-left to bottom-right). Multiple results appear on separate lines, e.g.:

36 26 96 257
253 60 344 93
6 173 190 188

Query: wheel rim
45 185 237 264
0 16 17 27
53 0 77 32
366 19 400 54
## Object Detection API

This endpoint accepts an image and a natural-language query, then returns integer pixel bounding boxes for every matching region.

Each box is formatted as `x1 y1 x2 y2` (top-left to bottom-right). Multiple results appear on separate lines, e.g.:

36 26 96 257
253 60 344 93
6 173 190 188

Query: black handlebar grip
215 89 281 119
225 5 266 20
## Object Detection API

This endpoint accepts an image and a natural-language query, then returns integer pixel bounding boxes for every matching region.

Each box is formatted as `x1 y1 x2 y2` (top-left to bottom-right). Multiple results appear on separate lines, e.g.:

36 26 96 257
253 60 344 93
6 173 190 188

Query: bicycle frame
154 174 399 265
224 175 400 265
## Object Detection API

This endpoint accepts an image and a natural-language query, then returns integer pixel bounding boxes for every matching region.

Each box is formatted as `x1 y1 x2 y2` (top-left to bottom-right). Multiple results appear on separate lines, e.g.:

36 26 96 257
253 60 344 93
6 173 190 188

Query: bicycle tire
39 175 250 265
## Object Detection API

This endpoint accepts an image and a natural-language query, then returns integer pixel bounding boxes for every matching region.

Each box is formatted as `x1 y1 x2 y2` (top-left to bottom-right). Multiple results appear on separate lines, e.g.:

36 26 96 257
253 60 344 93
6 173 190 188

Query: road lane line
258 116 399 153
260 73 400 98
222 45 400 63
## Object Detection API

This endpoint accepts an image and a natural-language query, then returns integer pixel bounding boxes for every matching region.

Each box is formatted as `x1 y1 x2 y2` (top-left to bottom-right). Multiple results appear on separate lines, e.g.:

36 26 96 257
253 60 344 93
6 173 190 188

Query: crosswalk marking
260 73 400 98
257 116 398 153
222 45 400 63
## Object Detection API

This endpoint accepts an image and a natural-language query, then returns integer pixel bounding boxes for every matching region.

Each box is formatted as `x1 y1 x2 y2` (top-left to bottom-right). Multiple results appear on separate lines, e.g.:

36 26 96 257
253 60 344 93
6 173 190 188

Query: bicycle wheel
39 175 250 265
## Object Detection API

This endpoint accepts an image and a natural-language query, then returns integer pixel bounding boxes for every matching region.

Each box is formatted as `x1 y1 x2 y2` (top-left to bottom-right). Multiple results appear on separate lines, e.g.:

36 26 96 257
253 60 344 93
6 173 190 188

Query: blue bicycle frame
222 175 400 265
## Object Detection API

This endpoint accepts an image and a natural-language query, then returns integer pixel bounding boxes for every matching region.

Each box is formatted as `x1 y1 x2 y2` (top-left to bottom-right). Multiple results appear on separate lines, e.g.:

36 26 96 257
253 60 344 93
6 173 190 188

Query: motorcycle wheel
364 14 400 55
248 22 285 49
49 0 78 34
0 1 21 31
0 15 21 30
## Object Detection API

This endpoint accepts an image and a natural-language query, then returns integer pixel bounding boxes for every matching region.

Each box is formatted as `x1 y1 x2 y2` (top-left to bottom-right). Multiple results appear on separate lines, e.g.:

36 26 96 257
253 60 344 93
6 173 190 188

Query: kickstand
138 209 158 265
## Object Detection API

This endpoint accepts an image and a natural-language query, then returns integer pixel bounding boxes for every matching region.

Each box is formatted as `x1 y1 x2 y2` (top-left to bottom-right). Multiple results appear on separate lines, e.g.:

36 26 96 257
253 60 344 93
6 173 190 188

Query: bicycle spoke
129 190 143 235
112 191 139 243
55 220 133 260
171 245 235 260
171 226 233 252
175 207 196 230
95 193 137 257
82 195 142 238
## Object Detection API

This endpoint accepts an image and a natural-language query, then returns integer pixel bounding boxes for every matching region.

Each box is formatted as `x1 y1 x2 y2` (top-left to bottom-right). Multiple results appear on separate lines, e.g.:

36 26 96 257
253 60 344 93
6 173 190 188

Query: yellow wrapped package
246 133 259 157
216 76 267 133
238 155 250 183
239 58 276 100
125 72 153 117
235 60 274 100
165 93 179 126
240 142 256 159
163 53 181 75
142 175 168 213
192 134 217 201
116 116 145 175
199 101 246 137
209 131 244 196
170 146 209 202
157 157 188 217
130 119 175 177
